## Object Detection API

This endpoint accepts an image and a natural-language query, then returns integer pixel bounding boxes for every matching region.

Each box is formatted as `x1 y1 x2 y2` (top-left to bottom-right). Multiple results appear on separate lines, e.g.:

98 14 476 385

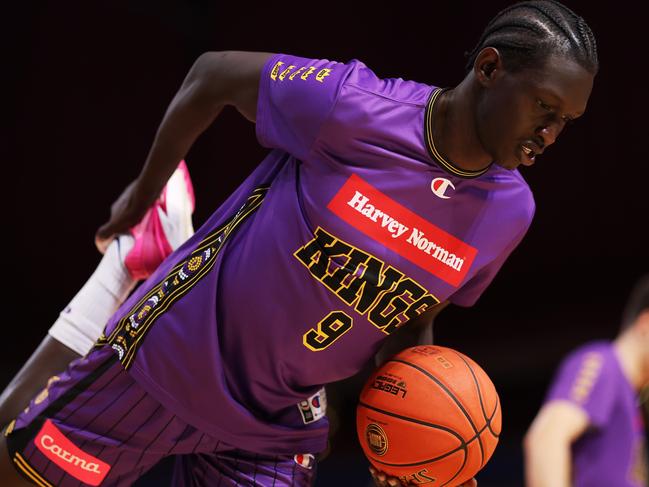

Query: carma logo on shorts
34 420 110 485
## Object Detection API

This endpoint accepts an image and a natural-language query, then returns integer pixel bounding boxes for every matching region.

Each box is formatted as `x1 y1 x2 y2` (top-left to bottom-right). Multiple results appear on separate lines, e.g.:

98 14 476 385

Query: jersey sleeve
544 346 615 428
255 53 361 161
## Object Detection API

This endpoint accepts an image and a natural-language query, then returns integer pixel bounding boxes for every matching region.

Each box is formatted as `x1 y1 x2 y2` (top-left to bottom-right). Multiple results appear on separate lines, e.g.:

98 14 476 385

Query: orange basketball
356 345 501 486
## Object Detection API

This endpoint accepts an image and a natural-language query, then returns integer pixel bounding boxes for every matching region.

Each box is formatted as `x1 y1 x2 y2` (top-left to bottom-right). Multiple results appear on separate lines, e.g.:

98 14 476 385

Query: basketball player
524 276 649 487
1 1 597 485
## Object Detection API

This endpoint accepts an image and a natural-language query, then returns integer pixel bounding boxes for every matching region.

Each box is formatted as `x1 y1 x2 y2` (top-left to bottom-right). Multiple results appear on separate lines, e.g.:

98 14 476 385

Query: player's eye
537 99 575 126
562 116 575 126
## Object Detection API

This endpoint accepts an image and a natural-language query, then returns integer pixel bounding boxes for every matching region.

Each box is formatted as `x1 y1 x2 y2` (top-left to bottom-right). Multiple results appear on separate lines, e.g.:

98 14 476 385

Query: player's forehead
517 54 594 115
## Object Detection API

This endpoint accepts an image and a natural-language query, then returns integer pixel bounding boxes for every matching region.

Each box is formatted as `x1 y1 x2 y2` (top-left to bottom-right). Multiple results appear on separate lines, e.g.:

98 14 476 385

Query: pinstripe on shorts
4 346 316 486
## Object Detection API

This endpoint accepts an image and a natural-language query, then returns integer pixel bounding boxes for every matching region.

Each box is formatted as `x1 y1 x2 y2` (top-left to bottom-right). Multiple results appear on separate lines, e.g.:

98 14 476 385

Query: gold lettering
289 66 307 80
300 66 317 80
270 61 284 81
279 65 296 81
294 227 439 336
315 68 332 83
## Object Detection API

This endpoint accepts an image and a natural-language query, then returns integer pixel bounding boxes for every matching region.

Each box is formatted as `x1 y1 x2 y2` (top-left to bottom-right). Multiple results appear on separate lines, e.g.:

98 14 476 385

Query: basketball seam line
452 352 487 466
359 398 493 487
388 358 481 438
358 401 496 467
454 354 501 439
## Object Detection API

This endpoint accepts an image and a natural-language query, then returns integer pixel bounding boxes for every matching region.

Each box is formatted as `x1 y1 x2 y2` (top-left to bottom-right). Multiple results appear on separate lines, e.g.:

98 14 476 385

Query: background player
2 1 597 485
524 275 649 486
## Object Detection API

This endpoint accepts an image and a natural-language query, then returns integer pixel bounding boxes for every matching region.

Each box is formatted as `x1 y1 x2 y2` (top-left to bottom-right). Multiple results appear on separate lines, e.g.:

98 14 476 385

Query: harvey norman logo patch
327 174 477 287
34 419 111 485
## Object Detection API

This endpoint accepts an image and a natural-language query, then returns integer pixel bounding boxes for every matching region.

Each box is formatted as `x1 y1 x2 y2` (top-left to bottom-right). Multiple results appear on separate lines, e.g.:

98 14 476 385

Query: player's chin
494 158 520 171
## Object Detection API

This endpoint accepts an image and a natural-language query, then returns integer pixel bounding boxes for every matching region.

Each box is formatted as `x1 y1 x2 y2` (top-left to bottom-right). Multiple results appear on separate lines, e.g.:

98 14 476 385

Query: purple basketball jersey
98 54 535 455
545 341 648 486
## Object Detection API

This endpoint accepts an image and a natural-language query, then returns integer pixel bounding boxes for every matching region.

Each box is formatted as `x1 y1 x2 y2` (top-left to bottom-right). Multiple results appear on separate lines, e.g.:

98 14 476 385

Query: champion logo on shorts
293 453 315 469
34 420 111 486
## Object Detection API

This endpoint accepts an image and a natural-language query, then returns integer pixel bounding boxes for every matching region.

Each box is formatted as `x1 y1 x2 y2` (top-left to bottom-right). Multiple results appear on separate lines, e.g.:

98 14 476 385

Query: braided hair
465 0 598 74
621 275 649 331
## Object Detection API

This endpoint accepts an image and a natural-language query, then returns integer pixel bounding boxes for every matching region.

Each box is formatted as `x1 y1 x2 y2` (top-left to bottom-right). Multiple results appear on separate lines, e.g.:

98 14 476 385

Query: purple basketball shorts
4 346 316 486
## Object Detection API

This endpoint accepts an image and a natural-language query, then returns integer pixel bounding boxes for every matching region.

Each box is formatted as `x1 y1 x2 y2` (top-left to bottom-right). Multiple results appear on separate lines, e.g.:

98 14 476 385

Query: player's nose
535 123 562 148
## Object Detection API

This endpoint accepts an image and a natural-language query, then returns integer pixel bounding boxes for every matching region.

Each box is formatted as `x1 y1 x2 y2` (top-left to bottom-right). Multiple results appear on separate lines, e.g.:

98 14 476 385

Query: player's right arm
95 51 274 251
523 400 590 487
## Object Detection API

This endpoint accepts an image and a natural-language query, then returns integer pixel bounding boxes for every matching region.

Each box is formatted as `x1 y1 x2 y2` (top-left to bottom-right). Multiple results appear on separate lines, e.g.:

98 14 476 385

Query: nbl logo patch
366 423 388 456
297 387 327 424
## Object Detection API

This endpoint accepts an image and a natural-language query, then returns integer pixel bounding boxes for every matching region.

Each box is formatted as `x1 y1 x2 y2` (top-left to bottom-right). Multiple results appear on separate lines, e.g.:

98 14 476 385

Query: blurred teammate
524 275 649 487
1 1 597 485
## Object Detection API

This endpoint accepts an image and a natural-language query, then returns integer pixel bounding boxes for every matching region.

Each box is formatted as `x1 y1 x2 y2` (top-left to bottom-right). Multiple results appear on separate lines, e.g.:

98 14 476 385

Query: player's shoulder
474 166 536 226
558 340 615 381
342 60 434 108
264 52 436 116
564 340 613 362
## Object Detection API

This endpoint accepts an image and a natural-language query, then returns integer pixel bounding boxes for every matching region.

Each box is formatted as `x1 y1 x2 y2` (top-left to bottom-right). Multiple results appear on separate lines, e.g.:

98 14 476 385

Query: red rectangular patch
34 420 111 486
327 174 477 287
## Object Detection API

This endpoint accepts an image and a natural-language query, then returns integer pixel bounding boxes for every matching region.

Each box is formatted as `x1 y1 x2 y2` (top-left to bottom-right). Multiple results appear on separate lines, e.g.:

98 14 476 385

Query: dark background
5 1 648 486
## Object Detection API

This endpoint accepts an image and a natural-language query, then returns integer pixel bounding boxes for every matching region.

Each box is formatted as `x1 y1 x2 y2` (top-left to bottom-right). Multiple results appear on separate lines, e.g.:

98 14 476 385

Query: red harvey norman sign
327 174 477 287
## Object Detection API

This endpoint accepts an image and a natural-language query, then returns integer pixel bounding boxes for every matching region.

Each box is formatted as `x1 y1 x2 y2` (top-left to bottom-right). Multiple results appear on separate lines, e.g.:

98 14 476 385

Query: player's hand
369 466 410 486
95 178 158 254
369 466 477 487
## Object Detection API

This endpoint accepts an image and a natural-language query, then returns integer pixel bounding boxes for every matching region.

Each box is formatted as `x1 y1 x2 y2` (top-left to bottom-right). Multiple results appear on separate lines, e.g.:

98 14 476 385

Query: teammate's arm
523 400 590 487
374 301 450 366
95 50 275 251
0 337 79 429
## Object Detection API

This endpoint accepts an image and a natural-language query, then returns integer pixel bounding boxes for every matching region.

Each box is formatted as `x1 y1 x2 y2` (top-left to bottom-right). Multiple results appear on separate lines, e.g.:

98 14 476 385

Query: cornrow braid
621 275 649 331
464 0 598 74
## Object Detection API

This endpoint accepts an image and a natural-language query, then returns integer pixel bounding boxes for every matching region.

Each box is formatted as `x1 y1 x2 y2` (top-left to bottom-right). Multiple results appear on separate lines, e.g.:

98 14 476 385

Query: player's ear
636 310 649 335
474 47 503 86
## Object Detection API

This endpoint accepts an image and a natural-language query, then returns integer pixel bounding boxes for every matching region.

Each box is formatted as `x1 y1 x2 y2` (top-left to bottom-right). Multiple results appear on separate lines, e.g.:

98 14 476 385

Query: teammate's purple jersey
100 54 535 455
545 341 648 486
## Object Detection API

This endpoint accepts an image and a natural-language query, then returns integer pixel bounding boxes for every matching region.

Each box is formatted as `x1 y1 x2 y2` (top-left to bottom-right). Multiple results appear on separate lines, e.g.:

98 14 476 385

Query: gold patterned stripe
100 187 268 348
119 247 219 369
424 88 490 178
101 220 227 345
120 188 267 366
111 186 269 369
13 453 53 487
4 419 16 437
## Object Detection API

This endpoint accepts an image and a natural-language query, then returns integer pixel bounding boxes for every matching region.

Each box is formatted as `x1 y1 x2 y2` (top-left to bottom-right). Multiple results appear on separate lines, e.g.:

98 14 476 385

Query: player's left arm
374 301 450 366
369 300 477 487
523 400 590 487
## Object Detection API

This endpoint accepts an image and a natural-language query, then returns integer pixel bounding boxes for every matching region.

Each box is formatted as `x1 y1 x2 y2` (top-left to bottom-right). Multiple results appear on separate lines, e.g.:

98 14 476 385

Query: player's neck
613 333 646 391
433 80 492 172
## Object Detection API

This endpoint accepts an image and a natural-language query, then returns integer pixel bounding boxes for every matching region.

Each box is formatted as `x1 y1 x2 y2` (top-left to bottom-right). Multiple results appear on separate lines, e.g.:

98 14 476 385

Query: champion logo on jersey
431 177 455 199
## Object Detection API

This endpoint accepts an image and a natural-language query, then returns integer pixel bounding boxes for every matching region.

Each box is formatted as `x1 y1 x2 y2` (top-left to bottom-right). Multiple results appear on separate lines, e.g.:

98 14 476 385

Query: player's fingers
459 478 477 487
368 466 389 486
94 226 114 254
